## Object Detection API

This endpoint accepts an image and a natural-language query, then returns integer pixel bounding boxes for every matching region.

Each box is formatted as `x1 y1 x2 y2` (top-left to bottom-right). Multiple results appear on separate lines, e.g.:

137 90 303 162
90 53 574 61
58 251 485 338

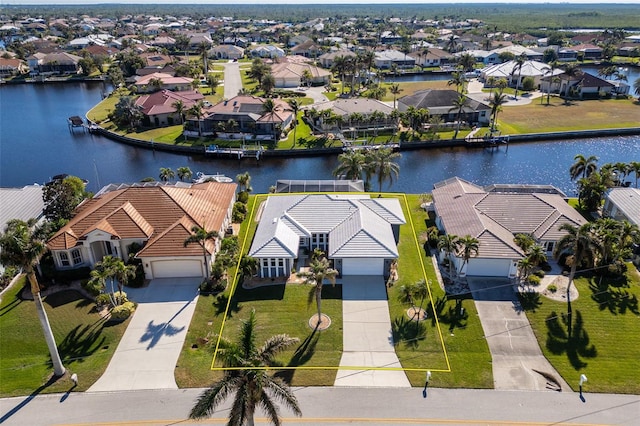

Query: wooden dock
466 135 509 148
205 145 264 160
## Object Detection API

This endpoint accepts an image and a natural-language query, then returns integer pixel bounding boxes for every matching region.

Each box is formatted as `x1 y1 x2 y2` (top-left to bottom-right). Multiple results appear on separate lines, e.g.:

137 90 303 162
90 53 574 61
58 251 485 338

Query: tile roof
0 185 44 228
47 182 237 258
605 188 640 226
432 177 587 259
135 89 204 116
399 89 490 115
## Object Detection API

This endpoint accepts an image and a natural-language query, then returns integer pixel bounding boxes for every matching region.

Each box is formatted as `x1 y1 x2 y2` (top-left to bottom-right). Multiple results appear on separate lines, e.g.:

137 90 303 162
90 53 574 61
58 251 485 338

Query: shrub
534 269 546 278
200 278 227 294
232 201 247 223
110 301 136 321
113 291 128 304
95 293 112 307
237 191 249 204
547 284 558 293
526 275 541 285
0 267 18 291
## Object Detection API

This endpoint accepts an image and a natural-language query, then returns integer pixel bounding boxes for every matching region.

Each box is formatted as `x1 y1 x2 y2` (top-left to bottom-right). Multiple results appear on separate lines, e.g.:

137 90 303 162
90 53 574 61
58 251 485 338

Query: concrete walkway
467 277 570 392
334 276 410 387
88 278 200 392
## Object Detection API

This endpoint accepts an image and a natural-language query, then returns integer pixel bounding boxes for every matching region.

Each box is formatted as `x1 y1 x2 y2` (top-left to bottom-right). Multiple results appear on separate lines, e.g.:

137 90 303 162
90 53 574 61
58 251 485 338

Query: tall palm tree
331 55 348 95
613 162 630 186
389 84 402 109
366 147 401 193
449 94 468 139
447 71 467 94
184 225 219 280
526 244 547 268
172 100 186 124
333 149 366 181
569 154 598 181
629 161 640 188
0 219 66 376
298 255 338 327
511 53 527 100
458 52 476 73
188 100 206 137
189 310 302 424
159 167 175 182
553 223 602 339
287 99 300 148
177 166 193 182
457 235 480 276
560 62 583 99
488 91 507 133
437 234 459 278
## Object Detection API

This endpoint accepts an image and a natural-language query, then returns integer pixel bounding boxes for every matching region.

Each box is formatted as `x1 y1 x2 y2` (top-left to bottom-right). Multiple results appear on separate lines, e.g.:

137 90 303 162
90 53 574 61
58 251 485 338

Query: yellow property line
210 192 451 373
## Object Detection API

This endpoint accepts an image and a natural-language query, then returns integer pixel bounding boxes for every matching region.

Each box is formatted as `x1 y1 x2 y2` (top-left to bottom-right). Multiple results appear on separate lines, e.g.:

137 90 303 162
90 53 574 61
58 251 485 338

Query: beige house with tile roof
47 182 236 280
432 177 587 278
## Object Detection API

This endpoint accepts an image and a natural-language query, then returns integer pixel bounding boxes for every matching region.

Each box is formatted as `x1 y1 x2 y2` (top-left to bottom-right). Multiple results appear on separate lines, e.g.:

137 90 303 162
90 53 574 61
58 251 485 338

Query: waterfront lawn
86 94 119 124
0 278 129 397
496 97 640 134
389 194 493 388
522 266 640 394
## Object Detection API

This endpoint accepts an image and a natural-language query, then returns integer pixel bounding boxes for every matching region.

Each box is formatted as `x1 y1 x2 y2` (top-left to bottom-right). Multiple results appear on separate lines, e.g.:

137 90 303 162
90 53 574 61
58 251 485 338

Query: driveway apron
467 277 570 391
88 278 200 392
334 276 410 387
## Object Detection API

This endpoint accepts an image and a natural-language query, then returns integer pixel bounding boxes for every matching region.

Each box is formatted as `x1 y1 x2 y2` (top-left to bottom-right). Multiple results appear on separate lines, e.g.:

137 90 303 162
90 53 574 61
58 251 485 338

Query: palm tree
184 225 219 280
236 171 252 193
287 99 300 148
389 84 402 109
560 63 583 99
458 53 476 73
526 244 547 268
542 60 560 105
447 71 467 94
449 94 468 139
366 147 401 193
177 166 193 182
488 91 507 134
189 310 302 424
437 234 460 278
629 161 640 188
569 154 598 181
188 100 206 137
457 235 480 276
331 55 348 95
634 77 640 97
613 162 630 186
486 76 497 98
297 254 338 327
333 149 366 181
172 100 186 124
511 53 527 100
111 257 137 304
159 167 175 182
0 219 66 376
553 223 602 339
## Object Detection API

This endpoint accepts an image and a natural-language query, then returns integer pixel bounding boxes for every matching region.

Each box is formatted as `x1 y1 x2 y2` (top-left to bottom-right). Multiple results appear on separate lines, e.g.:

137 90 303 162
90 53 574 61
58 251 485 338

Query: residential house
573 44 603 60
318 49 356 69
310 98 395 131
374 49 415 69
27 52 82 76
136 52 176 76
135 89 204 127
398 89 491 125
603 188 640 227
248 194 405 278
46 181 237 280
0 58 28 77
291 40 323 59
431 177 587 278
270 61 331 87
184 94 293 140
134 72 194 93
250 44 285 58
541 72 615 99
209 44 245 60
480 60 563 89
413 47 454 68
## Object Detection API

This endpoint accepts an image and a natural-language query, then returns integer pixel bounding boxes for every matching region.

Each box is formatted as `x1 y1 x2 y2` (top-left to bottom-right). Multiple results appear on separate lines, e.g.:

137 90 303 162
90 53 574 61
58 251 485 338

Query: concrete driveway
467 277 570 392
334 276 410 387
222 61 242 99
88 278 200 392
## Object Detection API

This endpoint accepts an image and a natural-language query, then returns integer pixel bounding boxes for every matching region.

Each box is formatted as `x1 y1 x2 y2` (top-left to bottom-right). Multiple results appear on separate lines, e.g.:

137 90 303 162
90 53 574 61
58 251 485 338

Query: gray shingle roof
605 188 640 226
0 185 44 228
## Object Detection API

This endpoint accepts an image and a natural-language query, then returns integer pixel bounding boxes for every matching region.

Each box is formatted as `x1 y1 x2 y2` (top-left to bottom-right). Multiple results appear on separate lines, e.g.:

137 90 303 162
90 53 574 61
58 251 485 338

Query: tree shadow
391 315 426 349
274 328 320 383
139 320 186 350
56 322 107 366
44 290 87 308
589 276 639 315
425 296 447 327
0 375 62 423
0 294 23 317
517 291 543 313
212 293 241 318
438 298 469 333
546 310 597 370
233 284 286 302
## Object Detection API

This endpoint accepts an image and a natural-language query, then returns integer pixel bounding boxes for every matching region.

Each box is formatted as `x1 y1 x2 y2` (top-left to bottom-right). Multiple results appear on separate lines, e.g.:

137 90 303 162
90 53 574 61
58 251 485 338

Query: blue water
1 82 638 195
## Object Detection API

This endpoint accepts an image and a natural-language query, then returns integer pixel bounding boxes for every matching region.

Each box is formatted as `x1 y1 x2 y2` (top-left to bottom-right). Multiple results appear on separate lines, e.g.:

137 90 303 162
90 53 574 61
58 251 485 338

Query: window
60 252 70 267
71 249 82 265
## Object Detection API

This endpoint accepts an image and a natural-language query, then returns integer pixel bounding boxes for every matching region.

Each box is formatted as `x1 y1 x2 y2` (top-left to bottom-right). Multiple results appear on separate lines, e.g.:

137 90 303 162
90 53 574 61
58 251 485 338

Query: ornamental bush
110 301 136 321
526 274 541 285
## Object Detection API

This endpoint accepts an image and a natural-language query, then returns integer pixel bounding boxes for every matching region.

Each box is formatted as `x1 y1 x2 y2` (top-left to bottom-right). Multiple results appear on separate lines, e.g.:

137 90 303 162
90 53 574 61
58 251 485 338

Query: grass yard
522 266 640 394
497 97 640 134
0 278 130 397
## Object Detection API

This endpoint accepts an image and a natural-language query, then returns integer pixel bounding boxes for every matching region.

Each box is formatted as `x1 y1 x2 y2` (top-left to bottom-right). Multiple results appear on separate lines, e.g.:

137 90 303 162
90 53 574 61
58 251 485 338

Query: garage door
151 260 203 279
342 258 384 276
465 258 511 277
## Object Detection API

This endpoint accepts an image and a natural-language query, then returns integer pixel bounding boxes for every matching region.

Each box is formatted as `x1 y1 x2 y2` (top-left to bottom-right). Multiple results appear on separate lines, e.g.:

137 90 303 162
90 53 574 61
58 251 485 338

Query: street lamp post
423 371 432 398
579 374 587 400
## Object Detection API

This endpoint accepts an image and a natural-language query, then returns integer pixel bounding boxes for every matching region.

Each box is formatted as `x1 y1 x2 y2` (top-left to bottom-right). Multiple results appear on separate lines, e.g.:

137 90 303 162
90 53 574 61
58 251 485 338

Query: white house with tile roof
47 181 236 280
248 194 405 278
432 177 587 278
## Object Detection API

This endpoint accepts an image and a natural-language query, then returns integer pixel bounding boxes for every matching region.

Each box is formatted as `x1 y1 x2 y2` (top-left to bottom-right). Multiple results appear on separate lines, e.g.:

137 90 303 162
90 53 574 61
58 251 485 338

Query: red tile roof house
431 177 586 278
134 89 204 127
46 182 237 280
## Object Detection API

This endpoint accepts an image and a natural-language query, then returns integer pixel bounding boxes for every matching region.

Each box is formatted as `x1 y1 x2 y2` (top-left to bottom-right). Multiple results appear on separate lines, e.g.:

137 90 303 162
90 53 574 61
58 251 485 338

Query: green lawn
522 266 640 394
0 278 130 397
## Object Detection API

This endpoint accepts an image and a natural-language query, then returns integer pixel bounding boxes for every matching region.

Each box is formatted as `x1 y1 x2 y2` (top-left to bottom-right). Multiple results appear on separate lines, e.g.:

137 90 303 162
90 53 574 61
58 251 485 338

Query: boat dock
68 116 87 133
466 135 510 148
205 144 264 160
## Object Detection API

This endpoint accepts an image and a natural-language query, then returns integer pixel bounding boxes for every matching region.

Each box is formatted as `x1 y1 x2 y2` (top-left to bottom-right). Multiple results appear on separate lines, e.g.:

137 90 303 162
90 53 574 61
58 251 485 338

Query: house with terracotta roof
270 61 331 87
46 182 237 280
135 89 204 127
248 194 405 278
431 177 587 278
0 58 28 76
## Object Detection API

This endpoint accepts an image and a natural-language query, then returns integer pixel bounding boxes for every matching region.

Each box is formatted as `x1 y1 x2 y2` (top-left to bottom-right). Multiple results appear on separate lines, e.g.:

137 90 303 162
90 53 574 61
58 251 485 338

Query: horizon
3 0 640 5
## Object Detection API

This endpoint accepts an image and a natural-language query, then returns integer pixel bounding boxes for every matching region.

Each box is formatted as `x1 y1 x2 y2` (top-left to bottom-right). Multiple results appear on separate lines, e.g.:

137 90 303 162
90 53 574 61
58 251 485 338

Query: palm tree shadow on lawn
274 328 320 383
589 276 639 315
546 309 597 370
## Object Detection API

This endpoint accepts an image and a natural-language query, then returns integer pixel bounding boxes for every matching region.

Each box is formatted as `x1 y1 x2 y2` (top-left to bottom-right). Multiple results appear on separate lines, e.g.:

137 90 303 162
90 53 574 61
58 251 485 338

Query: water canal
1 81 638 195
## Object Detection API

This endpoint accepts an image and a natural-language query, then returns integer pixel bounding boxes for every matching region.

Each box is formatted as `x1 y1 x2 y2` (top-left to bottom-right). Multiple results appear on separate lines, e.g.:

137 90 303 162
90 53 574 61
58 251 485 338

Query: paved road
334 276 410 387
222 61 243 99
468 277 570 392
87 278 200 392
1 387 638 425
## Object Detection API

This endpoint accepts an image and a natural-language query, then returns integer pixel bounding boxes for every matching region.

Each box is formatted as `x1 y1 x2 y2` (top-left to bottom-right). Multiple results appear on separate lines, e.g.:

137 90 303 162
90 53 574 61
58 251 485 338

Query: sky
2 0 640 5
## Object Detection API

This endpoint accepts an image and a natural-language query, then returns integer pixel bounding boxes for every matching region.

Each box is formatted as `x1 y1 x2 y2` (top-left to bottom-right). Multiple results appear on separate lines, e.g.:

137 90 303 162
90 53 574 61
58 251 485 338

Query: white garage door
342 258 384 276
151 260 203 279
465 258 511 277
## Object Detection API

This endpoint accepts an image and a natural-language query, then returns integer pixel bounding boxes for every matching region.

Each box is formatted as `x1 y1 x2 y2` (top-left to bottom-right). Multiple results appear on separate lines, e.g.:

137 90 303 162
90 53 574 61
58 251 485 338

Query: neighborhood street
1 386 638 425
